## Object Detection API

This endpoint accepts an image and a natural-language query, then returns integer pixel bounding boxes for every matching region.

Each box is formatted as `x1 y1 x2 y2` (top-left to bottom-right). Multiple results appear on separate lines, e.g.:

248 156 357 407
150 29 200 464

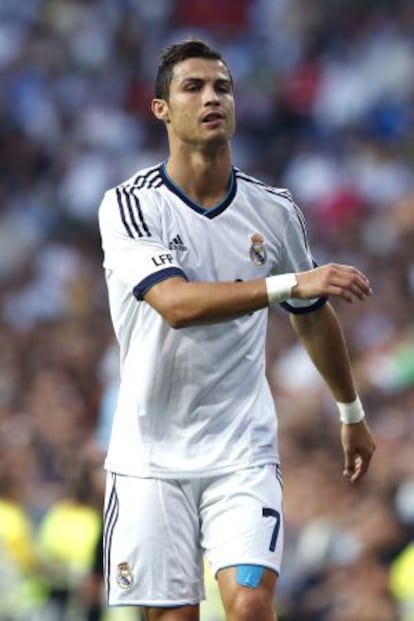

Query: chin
204 131 230 147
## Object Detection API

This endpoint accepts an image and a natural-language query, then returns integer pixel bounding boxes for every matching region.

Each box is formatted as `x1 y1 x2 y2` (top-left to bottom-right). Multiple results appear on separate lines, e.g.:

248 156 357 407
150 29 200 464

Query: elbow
160 304 195 329
143 278 201 328
165 314 189 329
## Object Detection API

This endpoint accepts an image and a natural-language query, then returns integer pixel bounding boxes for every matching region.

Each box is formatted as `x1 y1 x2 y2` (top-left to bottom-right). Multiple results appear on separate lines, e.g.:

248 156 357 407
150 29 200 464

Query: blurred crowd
0 0 413 620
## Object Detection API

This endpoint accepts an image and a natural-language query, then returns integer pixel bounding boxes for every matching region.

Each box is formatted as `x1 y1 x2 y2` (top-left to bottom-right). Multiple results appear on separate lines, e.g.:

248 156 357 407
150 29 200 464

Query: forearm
291 303 376 483
290 303 357 403
144 262 372 329
144 277 269 328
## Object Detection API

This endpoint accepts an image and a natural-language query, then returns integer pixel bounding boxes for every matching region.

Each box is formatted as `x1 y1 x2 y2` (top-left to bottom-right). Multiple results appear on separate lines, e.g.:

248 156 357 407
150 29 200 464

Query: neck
166 143 232 208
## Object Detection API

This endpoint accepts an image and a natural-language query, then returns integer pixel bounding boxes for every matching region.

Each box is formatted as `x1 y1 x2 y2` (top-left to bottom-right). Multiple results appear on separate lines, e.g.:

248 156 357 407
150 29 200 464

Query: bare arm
290 303 376 482
289 302 357 402
144 263 371 328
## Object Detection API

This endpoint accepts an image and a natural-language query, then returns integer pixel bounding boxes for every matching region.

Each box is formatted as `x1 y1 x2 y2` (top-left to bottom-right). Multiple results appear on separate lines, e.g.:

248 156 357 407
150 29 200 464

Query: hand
341 419 376 483
294 263 372 303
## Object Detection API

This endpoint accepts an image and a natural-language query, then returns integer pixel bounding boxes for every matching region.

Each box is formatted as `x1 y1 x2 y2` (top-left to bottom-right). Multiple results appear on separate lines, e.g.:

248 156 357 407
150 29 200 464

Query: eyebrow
180 77 232 87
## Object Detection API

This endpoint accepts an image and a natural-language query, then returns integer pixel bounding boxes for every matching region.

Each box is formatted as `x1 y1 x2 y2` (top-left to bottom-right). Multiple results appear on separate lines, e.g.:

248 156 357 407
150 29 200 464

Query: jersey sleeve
98 186 187 300
274 199 327 314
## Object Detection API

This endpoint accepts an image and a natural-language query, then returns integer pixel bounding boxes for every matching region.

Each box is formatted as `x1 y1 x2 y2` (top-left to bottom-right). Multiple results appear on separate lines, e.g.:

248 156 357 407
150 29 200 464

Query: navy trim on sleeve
133 267 188 300
280 296 328 315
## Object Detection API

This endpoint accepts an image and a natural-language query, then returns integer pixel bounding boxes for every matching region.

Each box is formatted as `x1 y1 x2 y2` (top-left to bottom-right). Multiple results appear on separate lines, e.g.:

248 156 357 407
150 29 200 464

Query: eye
184 82 201 92
216 82 232 94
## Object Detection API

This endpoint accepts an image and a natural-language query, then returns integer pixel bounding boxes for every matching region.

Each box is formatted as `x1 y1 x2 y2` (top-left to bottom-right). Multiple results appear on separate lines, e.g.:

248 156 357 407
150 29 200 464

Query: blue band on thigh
236 565 264 588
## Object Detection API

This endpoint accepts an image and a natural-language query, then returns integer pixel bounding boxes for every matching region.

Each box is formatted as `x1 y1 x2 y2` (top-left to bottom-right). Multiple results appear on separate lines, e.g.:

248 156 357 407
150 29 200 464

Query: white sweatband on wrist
265 273 297 305
336 396 365 424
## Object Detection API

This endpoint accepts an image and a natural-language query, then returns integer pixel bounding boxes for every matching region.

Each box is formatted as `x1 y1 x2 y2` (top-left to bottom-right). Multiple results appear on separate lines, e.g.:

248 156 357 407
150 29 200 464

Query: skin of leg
143 604 200 621
217 566 278 621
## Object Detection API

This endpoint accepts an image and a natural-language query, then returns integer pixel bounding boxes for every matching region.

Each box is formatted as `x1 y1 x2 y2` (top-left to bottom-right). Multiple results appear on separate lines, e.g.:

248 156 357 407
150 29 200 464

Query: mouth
201 112 224 125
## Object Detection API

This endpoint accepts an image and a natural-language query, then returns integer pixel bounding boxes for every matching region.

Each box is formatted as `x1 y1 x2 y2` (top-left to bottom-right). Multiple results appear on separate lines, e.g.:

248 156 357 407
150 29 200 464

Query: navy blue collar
160 162 237 219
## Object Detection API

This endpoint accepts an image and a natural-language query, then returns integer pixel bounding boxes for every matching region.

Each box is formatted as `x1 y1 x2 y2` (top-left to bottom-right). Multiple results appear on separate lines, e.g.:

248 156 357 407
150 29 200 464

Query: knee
227 588 275 621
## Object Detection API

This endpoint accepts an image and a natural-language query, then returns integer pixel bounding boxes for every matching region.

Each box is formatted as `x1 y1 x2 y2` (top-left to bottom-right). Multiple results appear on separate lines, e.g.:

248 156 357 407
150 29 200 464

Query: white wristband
336 396 365 424
265 273 297 305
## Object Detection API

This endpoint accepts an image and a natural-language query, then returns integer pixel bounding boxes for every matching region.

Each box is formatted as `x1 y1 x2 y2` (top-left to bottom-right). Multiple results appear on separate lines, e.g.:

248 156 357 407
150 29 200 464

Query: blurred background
0 0 413 620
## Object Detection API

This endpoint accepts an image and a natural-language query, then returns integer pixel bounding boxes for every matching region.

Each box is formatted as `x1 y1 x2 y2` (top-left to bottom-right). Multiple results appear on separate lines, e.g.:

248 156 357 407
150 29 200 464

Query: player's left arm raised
289 302 376 483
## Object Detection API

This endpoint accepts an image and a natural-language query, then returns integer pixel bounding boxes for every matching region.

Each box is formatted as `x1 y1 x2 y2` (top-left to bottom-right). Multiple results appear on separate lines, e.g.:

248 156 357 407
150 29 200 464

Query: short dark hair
154 38 232 100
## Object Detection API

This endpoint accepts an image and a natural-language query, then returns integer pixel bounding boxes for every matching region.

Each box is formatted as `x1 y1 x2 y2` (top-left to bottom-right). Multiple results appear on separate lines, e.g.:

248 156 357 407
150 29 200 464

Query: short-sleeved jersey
98 163 326 478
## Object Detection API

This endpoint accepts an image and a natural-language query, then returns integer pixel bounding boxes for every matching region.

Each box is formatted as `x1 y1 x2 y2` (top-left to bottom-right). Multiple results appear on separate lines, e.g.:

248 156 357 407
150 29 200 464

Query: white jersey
98 163 326 478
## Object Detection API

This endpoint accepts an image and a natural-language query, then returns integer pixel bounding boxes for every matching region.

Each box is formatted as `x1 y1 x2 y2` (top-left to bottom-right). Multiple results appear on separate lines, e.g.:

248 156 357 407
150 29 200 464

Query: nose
203 83 220 105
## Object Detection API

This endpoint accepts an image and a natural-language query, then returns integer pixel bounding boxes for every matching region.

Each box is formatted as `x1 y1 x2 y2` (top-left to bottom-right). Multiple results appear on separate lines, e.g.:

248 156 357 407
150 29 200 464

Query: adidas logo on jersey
168 234 187 251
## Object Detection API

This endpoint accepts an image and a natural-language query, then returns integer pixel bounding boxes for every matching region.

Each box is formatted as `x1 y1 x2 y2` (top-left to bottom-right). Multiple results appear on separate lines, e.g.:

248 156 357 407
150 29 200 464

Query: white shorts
103 464 284 607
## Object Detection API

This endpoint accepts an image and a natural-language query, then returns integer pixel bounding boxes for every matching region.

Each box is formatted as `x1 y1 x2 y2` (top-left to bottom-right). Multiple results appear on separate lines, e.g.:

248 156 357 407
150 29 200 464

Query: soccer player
98 38 376 621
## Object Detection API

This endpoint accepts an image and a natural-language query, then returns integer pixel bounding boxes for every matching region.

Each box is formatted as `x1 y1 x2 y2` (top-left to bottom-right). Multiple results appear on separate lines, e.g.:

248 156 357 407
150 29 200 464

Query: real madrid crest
116 561 134 590
249 233 267 266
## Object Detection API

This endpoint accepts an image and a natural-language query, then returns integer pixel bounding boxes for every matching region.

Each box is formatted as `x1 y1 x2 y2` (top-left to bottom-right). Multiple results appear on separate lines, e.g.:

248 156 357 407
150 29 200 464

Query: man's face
156 57 235 149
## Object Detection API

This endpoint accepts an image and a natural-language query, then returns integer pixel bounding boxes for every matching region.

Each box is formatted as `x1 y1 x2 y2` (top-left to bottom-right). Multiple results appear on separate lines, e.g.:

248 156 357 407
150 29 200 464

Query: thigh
201 464 284 578
103 473 205 607
143 605 199 621
217 565 278 621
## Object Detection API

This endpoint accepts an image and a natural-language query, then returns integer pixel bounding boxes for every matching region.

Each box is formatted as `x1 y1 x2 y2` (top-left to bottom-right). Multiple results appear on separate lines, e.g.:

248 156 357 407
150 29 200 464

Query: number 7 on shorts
262 507 281 552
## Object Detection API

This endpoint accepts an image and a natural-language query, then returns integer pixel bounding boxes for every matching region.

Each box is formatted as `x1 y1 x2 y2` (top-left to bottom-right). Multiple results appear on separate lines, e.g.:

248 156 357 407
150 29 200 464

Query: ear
151 99 171 123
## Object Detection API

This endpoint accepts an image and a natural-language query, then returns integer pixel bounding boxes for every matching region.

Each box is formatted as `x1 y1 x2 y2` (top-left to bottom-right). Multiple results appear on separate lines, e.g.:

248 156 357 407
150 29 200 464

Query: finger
334 271 371 294
329 265 372 295
327 285 355 304
348 283 371 301
343 450 356 478
349 276 372 299
328 277 371 302
346 452 372 483
348 268 370 286
358 448 374 472
343 461 360 482
343 465 355 479
333 264 370 285
350 456 364 483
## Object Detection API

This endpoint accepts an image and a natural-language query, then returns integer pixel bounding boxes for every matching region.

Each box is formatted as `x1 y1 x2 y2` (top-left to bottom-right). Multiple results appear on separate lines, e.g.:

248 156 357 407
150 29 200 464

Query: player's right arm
99 185 371 329
144 264 371 328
